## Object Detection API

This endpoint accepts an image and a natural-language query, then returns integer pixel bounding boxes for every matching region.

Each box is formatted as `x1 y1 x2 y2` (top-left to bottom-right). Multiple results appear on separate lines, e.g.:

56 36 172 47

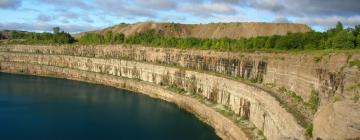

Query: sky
0 0 360 33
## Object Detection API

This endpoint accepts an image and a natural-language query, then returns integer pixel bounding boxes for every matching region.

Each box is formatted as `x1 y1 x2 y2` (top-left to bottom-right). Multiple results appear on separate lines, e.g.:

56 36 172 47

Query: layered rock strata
1 45 359 140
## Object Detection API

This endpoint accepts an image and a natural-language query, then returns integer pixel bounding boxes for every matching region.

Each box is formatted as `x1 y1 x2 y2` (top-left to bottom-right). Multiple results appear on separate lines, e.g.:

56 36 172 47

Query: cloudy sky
0 0 360 33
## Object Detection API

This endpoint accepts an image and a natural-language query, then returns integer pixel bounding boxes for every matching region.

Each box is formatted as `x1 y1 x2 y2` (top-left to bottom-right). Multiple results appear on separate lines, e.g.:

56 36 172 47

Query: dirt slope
80 22 311 39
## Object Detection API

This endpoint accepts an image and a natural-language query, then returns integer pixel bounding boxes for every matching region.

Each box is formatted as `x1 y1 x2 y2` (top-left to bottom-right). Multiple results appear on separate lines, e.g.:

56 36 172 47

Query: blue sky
1 0 360 33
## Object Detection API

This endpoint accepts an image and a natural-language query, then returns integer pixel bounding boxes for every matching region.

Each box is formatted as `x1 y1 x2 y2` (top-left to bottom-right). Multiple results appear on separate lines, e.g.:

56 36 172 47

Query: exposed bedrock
0 62 248 140
0 52 305 139
313 100 360 139
2 45 359 104
1 45 359 139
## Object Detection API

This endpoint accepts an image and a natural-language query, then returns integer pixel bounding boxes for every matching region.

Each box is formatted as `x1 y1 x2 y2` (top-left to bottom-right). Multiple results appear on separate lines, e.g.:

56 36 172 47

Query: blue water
0 73 219 140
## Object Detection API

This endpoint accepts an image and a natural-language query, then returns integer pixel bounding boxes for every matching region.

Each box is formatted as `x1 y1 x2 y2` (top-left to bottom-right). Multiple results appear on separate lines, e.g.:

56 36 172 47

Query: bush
305 124 313 137
306 90 320 112
331 30 355 49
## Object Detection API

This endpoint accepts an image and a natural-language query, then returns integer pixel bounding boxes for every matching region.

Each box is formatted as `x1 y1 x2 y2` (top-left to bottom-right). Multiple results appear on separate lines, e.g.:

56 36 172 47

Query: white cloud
272 17 291 23
0 22 101 33
296 15 360 28
179 2 237 17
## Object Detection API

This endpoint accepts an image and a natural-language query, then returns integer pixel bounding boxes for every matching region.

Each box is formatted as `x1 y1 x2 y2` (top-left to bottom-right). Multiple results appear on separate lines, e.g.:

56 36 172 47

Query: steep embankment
0 62 249 140
0 45 359 140
79 22 310 39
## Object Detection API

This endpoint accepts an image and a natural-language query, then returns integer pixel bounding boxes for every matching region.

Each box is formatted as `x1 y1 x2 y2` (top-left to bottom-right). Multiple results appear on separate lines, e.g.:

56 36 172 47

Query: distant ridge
78 22 311 39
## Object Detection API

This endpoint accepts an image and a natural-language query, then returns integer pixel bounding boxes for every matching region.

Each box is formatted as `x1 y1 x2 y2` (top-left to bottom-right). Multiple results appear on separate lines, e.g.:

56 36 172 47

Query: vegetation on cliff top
1 22 360 51
122 22 360 51
1 27 75 44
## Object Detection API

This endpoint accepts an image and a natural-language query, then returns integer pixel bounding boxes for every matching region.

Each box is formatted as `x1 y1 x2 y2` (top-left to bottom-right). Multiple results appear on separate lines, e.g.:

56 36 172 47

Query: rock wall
313 101 360 139
2 45 358 103
0 51 305 139
1 45 359 139
0 62 248 140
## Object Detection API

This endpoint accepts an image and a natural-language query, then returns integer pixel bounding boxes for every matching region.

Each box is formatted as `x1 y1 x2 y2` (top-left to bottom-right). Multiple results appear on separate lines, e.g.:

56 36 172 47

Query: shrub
307 90 320 112
305 124 313 137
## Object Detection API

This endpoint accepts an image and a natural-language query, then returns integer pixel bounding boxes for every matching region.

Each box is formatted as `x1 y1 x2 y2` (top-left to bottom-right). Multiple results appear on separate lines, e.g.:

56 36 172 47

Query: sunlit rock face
1 45 358 104
0 52 305 139
0 73 220 140
0 45 359 140
313 101 360 139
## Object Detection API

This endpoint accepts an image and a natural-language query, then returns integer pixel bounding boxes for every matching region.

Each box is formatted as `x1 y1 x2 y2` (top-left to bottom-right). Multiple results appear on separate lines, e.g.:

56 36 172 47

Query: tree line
1 22 360 51
123 22 360 51
77 31 125 44
1 27 75 44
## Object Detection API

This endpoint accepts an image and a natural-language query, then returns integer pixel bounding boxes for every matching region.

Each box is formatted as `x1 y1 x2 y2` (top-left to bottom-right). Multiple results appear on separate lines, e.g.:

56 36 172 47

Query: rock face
82 22 311 39
0 45 359 140
0 52 305 140
313 101 360 139
2 45 358 104
0 62 249 140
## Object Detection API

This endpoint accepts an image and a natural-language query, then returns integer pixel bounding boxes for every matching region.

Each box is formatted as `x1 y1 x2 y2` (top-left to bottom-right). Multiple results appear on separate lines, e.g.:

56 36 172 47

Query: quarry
1 0 360 139
0 43 359 140
1 19 360 140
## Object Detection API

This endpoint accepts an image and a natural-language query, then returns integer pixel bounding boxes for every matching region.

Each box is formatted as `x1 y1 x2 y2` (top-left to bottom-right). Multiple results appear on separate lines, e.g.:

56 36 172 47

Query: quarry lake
0 73 219 140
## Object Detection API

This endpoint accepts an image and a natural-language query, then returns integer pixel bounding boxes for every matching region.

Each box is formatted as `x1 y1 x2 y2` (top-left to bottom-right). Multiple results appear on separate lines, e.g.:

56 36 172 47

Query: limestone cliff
0 45 359 140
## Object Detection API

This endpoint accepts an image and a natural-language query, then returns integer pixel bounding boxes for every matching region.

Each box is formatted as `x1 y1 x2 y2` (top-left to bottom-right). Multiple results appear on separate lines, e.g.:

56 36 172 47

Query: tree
332 30 355 49
335 21 344 31
53 27 60 34
104 31 113 43
356 33 360 48
113 33 125 44
353 25 360 36
53 32 75 44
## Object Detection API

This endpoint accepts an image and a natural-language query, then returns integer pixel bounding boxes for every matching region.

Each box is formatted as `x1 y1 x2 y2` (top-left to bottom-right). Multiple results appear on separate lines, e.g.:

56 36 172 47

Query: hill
79 22 311 39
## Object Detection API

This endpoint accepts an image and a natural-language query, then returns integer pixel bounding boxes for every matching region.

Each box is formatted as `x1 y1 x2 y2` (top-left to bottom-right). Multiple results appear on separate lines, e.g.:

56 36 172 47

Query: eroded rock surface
0 51 305 139
313 101 360 140
1 45 359 140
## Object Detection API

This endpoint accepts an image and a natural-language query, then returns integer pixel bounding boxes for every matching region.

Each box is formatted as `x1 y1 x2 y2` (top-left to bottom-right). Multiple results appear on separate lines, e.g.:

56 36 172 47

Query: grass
313 56 322 63
349 60 360 69
305 90 320 112
305 124 313 138
275 86 314 127
167 84 186 94
278 87 303 103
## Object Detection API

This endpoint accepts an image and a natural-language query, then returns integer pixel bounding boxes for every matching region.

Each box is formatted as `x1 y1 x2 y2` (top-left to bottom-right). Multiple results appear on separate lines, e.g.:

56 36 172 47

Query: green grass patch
305 124 313 138
278 87 304 103
313 56 322 63
349 60 360 69
166 84 186 94
306 90 320 112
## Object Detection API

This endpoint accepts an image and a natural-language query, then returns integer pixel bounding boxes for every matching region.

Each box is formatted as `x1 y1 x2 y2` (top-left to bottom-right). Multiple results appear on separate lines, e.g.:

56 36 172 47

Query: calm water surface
0 73 219 140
